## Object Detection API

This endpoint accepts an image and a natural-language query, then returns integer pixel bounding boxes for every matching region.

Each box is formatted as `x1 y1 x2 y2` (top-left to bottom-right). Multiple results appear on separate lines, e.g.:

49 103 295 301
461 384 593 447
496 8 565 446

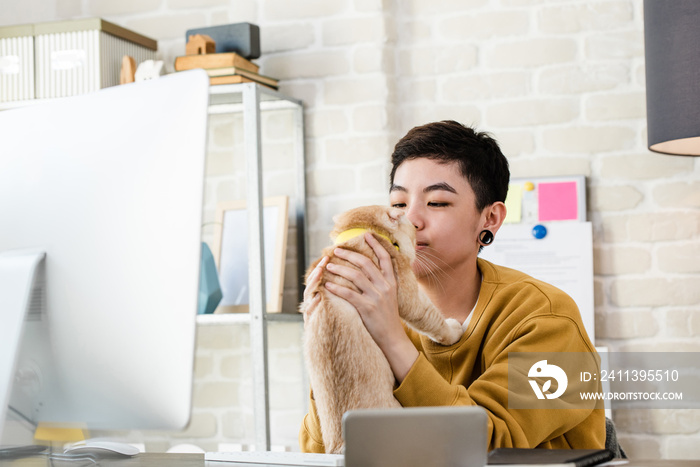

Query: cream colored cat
301 205 463 454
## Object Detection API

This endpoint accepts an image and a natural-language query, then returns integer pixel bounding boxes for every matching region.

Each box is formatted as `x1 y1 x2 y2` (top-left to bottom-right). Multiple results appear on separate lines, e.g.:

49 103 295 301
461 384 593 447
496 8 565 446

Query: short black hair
390 121 510 211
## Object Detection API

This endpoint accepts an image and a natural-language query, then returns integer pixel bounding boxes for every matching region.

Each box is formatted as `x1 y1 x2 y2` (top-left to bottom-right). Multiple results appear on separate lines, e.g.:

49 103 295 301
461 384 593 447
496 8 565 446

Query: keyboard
205 451 345 466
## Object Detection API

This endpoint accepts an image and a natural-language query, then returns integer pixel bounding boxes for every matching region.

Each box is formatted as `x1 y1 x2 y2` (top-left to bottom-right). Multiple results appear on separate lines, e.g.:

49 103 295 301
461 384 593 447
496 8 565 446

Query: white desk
0 453 695 467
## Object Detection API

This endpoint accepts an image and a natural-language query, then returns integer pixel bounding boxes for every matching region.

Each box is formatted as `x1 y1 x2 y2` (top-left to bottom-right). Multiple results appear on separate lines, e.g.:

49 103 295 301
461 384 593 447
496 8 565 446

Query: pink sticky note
538 181 578 221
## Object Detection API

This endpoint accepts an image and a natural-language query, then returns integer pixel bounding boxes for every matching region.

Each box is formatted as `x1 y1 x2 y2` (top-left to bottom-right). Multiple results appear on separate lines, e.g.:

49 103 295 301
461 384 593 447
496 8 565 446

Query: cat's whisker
417 247 456 274
416 251 457 295
418 249 457 287
414 255 442 281
416 250 453 283
413 257 438 291
414 254 449 296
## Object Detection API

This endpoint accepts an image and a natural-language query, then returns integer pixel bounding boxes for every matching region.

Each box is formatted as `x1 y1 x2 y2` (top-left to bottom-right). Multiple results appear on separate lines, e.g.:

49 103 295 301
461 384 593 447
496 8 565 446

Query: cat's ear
330 214 342 240
388 208 405 222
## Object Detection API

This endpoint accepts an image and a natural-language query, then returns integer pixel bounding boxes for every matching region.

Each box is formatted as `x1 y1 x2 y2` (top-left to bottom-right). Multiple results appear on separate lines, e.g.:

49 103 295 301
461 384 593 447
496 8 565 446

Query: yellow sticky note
504 183 523 224
34 423 88 442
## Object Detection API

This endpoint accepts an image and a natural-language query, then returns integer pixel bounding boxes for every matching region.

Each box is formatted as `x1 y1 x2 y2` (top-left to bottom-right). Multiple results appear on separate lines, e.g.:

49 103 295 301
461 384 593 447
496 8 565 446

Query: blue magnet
532 224 547 239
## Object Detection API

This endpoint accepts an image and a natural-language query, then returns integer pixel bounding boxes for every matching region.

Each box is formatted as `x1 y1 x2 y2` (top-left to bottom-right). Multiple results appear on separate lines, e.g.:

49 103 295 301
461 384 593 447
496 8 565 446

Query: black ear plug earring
479 229 494 246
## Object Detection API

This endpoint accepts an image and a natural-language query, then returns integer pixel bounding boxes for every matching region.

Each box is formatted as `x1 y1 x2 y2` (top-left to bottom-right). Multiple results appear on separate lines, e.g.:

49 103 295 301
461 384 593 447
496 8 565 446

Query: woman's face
389 158 485 280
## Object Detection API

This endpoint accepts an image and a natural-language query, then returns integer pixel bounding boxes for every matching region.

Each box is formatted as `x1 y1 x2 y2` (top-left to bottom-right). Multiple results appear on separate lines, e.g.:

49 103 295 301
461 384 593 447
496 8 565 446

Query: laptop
342 406 488 467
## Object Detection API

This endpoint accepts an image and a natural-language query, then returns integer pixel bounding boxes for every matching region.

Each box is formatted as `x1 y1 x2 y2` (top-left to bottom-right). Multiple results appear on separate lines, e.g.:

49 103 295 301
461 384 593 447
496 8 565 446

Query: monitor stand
0 250 46 445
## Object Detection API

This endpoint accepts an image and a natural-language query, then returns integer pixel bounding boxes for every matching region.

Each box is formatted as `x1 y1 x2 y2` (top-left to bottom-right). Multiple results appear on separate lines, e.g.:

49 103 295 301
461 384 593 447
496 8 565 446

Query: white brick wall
3 0 699 458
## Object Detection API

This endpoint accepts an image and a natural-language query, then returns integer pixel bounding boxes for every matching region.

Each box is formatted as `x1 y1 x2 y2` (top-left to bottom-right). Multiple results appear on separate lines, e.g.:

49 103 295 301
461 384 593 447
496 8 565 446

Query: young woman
300 121 604 452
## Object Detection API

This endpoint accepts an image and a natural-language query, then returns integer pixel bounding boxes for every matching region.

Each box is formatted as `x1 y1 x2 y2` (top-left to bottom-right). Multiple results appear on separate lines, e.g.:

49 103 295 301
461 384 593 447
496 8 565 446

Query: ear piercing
479 229 494 246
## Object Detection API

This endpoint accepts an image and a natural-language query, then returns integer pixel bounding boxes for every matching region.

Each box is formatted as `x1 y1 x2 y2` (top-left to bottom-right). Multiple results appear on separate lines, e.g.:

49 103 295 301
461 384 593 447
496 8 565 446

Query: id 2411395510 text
580 369 680 383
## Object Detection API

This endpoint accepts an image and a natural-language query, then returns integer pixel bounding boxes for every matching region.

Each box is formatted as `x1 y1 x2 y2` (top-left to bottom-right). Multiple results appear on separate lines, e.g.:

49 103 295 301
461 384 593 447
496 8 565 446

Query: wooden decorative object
186 34 216 56
174 52 259 73
119 55 136 84
185 23 261 59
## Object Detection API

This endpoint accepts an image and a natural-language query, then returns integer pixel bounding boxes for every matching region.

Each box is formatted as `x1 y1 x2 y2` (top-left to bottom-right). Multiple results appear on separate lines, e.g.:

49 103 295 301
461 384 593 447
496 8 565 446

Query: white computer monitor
0 70 210 444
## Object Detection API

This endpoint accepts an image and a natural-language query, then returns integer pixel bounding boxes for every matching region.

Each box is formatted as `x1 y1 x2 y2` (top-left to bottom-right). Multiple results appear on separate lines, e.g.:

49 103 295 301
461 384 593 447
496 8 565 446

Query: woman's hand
323 233 419 382
301 256 329 323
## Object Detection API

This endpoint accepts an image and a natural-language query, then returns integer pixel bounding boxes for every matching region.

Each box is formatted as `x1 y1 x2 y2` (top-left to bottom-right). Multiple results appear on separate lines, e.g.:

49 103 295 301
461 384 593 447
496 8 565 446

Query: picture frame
211 195 289 314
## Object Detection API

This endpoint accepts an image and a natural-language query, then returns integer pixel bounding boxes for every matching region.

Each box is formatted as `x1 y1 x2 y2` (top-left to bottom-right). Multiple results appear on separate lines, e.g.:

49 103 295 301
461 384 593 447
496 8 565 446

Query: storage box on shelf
0 18 156 103
34 18 156 99
0 24 35 103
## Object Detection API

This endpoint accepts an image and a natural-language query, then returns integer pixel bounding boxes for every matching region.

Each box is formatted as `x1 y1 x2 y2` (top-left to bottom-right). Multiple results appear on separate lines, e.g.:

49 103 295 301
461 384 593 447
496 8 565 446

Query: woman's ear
482 201 507 235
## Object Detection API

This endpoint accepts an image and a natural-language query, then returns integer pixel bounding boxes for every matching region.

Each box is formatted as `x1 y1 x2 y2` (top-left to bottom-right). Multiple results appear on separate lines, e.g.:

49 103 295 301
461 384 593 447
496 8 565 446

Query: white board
481 222 595 343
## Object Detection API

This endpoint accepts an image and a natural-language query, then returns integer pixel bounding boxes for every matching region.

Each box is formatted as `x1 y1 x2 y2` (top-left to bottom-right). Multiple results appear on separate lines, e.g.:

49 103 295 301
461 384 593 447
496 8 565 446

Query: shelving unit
1 82 307 452
204 82 306 452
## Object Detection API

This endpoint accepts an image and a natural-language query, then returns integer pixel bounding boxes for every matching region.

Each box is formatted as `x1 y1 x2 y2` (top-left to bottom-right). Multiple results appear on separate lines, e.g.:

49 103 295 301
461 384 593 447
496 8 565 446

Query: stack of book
174 52 278 89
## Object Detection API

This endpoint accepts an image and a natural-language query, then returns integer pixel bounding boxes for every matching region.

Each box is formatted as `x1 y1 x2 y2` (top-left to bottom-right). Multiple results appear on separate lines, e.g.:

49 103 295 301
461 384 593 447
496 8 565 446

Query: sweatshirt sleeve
394 310 604 450
299 390 326 453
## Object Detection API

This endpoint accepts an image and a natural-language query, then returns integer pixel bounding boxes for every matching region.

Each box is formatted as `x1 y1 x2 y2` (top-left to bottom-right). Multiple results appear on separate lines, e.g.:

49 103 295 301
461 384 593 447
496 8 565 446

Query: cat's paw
433 318 463 345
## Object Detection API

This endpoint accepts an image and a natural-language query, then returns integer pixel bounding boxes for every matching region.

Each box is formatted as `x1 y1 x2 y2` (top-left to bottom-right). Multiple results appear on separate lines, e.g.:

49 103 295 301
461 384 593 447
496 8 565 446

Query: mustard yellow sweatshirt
300 258 605 452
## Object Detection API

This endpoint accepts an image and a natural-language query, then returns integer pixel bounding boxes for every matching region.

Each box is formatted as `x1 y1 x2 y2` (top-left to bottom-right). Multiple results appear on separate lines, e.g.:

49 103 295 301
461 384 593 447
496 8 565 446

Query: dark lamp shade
644 0 700 156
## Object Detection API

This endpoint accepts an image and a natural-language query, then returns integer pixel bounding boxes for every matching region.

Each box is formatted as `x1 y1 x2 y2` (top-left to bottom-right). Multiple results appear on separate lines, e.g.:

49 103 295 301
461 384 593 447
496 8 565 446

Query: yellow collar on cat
335 228 399 251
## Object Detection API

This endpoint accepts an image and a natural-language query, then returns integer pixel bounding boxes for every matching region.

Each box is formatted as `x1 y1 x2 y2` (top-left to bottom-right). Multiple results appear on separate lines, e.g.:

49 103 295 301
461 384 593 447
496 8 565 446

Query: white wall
2 0 699 459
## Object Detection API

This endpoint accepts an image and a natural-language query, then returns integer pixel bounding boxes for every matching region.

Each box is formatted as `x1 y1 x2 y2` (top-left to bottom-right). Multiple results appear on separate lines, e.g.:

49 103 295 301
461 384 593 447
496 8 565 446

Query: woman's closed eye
427 202 449 207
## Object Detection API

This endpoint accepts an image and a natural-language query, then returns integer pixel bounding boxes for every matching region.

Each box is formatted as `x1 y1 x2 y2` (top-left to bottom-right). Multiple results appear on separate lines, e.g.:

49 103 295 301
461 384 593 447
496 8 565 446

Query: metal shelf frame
205 82 306 451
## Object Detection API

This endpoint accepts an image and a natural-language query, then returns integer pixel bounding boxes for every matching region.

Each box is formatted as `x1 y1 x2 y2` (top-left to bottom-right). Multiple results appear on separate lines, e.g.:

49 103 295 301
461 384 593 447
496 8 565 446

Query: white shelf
196 312 303 326
0 97 64 110
0 82 302 111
